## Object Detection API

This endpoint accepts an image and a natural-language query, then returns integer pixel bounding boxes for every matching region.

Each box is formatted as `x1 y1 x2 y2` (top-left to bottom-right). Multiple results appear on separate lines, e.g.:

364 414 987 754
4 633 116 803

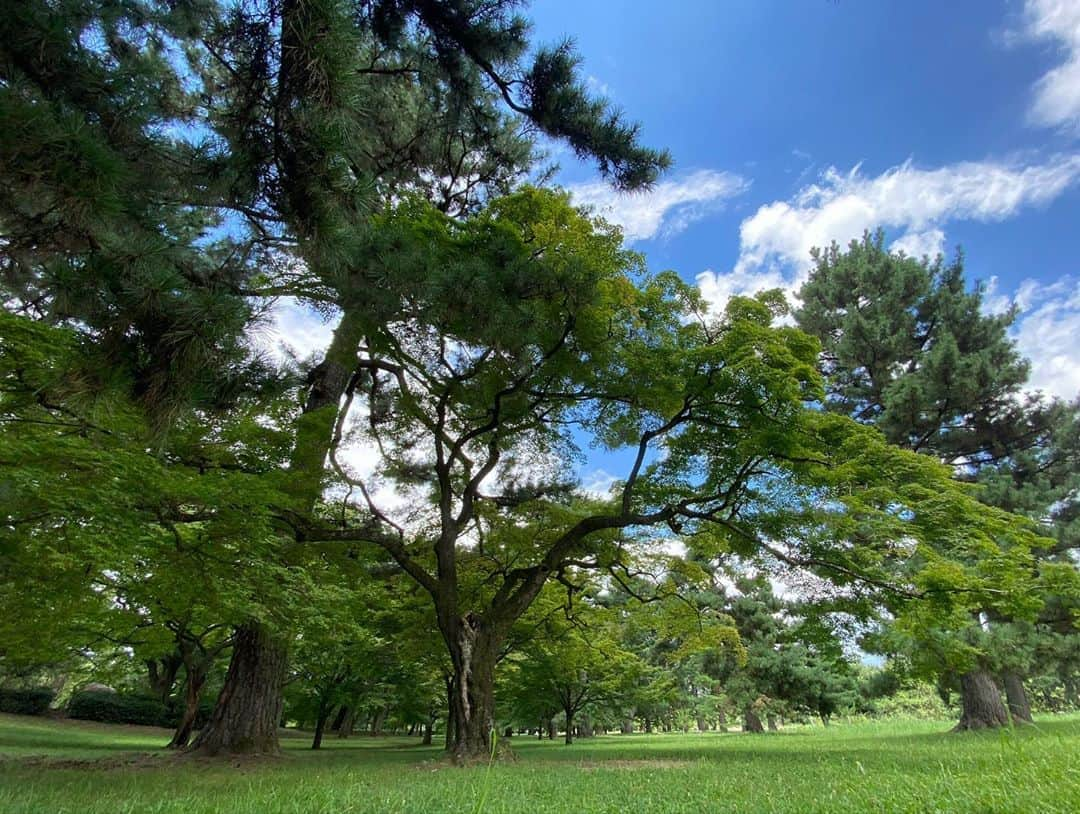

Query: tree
293 192 958 760
1 0 671 756
794 230 1064 729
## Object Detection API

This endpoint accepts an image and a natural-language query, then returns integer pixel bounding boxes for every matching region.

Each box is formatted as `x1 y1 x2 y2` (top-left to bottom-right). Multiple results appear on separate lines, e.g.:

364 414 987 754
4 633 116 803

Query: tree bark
187 622 287 755
444 618 504 762
370 707 387 736
146 654 182 705
337 707 356 738
331 705 349 732
743 709 764 733
578 715 593 738
422 714 435 745
621 718 634 734
312 703 331 750
168 662 208 749
564 709 574 745
696 715 709 733
953 669 1009 731
1002 671 1033 724
766 713 778 732
545 717 556 740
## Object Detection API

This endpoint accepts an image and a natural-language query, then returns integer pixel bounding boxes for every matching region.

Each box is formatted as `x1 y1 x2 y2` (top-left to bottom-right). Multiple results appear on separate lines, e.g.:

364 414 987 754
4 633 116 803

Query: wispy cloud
698 154 1080 310
567 169 749 242
986 276 1080 400
1019 0 1080 133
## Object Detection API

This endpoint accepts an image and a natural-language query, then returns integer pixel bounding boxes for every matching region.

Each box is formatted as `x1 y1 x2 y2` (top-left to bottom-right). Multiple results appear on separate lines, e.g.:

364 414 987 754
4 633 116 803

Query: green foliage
67 691 171 728
795 230 1040 465
0 687 54 716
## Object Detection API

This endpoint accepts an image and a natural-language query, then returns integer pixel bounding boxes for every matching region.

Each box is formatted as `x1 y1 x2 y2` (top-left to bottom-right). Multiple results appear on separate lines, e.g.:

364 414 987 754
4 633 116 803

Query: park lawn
1 713 1078 813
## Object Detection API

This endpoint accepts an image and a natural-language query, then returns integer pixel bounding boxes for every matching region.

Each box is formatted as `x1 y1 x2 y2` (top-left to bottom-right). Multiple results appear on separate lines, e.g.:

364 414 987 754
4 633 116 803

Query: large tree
1 0 671 755
794 231 1066 729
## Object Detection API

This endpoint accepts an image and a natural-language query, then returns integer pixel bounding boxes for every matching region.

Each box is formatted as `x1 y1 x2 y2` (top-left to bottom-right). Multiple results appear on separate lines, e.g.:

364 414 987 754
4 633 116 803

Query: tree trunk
767 713 778 732
168 663 208 749
953 669 1009 731
578 715 593 738
187 622 287 755
564 709 574 745
444 619 503 762
370 707 387 736
622 718 634 734
331 705 349 732
337 707 356 738
1002 671 1033 724
545 717 556 740
312 703 331 750
696 715 708 732
743 709 764 733
422 715 435 746
146 654 182 705
717 709 727 733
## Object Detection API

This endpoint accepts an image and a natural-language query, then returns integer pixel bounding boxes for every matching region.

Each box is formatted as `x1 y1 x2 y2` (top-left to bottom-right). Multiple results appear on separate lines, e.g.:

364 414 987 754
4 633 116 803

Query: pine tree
2 0 671 756
794 230 1060 729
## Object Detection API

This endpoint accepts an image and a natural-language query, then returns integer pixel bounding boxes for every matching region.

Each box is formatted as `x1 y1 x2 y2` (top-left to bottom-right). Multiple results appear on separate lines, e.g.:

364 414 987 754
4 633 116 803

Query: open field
1 713 1078 813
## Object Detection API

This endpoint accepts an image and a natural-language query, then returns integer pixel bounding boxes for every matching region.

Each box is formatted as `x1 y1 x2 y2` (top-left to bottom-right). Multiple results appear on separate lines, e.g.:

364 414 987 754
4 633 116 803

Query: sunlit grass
1 713 1078 813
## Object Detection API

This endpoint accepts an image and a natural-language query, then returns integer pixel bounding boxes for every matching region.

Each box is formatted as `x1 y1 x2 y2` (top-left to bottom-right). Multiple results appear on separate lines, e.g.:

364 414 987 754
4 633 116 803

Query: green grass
1 713 1078 813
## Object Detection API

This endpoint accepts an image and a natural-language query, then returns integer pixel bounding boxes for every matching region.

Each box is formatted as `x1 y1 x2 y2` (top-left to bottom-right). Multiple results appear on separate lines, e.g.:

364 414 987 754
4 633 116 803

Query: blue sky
521 0 1080 492
527 0 1080 405
278 0 1080 496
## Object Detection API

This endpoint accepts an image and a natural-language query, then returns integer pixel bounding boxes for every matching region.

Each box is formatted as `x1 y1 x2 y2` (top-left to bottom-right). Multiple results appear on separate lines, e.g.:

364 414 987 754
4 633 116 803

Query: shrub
66 690 216 728
67 691 172 727
0 687 55 716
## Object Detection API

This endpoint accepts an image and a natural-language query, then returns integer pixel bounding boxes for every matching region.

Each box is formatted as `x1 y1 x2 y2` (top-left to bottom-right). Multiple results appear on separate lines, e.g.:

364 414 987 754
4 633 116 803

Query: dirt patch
6 752 172 771
3 750 293 772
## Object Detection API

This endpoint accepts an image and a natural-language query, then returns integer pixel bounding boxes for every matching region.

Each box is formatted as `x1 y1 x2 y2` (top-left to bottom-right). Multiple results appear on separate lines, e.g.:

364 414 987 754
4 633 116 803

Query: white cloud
266 298 336 360
889 228 947 260
698 155 1080 312
991 277 1080 400
580 469 620 499
1020 0 1080 132
567 169 749 242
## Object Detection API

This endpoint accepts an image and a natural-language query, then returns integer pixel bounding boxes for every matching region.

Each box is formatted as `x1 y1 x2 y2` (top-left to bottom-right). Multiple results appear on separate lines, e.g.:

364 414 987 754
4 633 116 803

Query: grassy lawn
1 713 1078 813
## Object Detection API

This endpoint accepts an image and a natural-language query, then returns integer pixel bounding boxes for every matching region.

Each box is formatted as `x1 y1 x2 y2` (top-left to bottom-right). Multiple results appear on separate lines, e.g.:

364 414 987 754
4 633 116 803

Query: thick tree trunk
767 713 778 732
445 620 503 762
545 717 556 740
1002 671 1033 724
743 709 764 733
953 669 1009 731
696 715 709 733
187 623 287 755
621 718 634 734
717 709 727 733
564 710 574 745
168 664 207 749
